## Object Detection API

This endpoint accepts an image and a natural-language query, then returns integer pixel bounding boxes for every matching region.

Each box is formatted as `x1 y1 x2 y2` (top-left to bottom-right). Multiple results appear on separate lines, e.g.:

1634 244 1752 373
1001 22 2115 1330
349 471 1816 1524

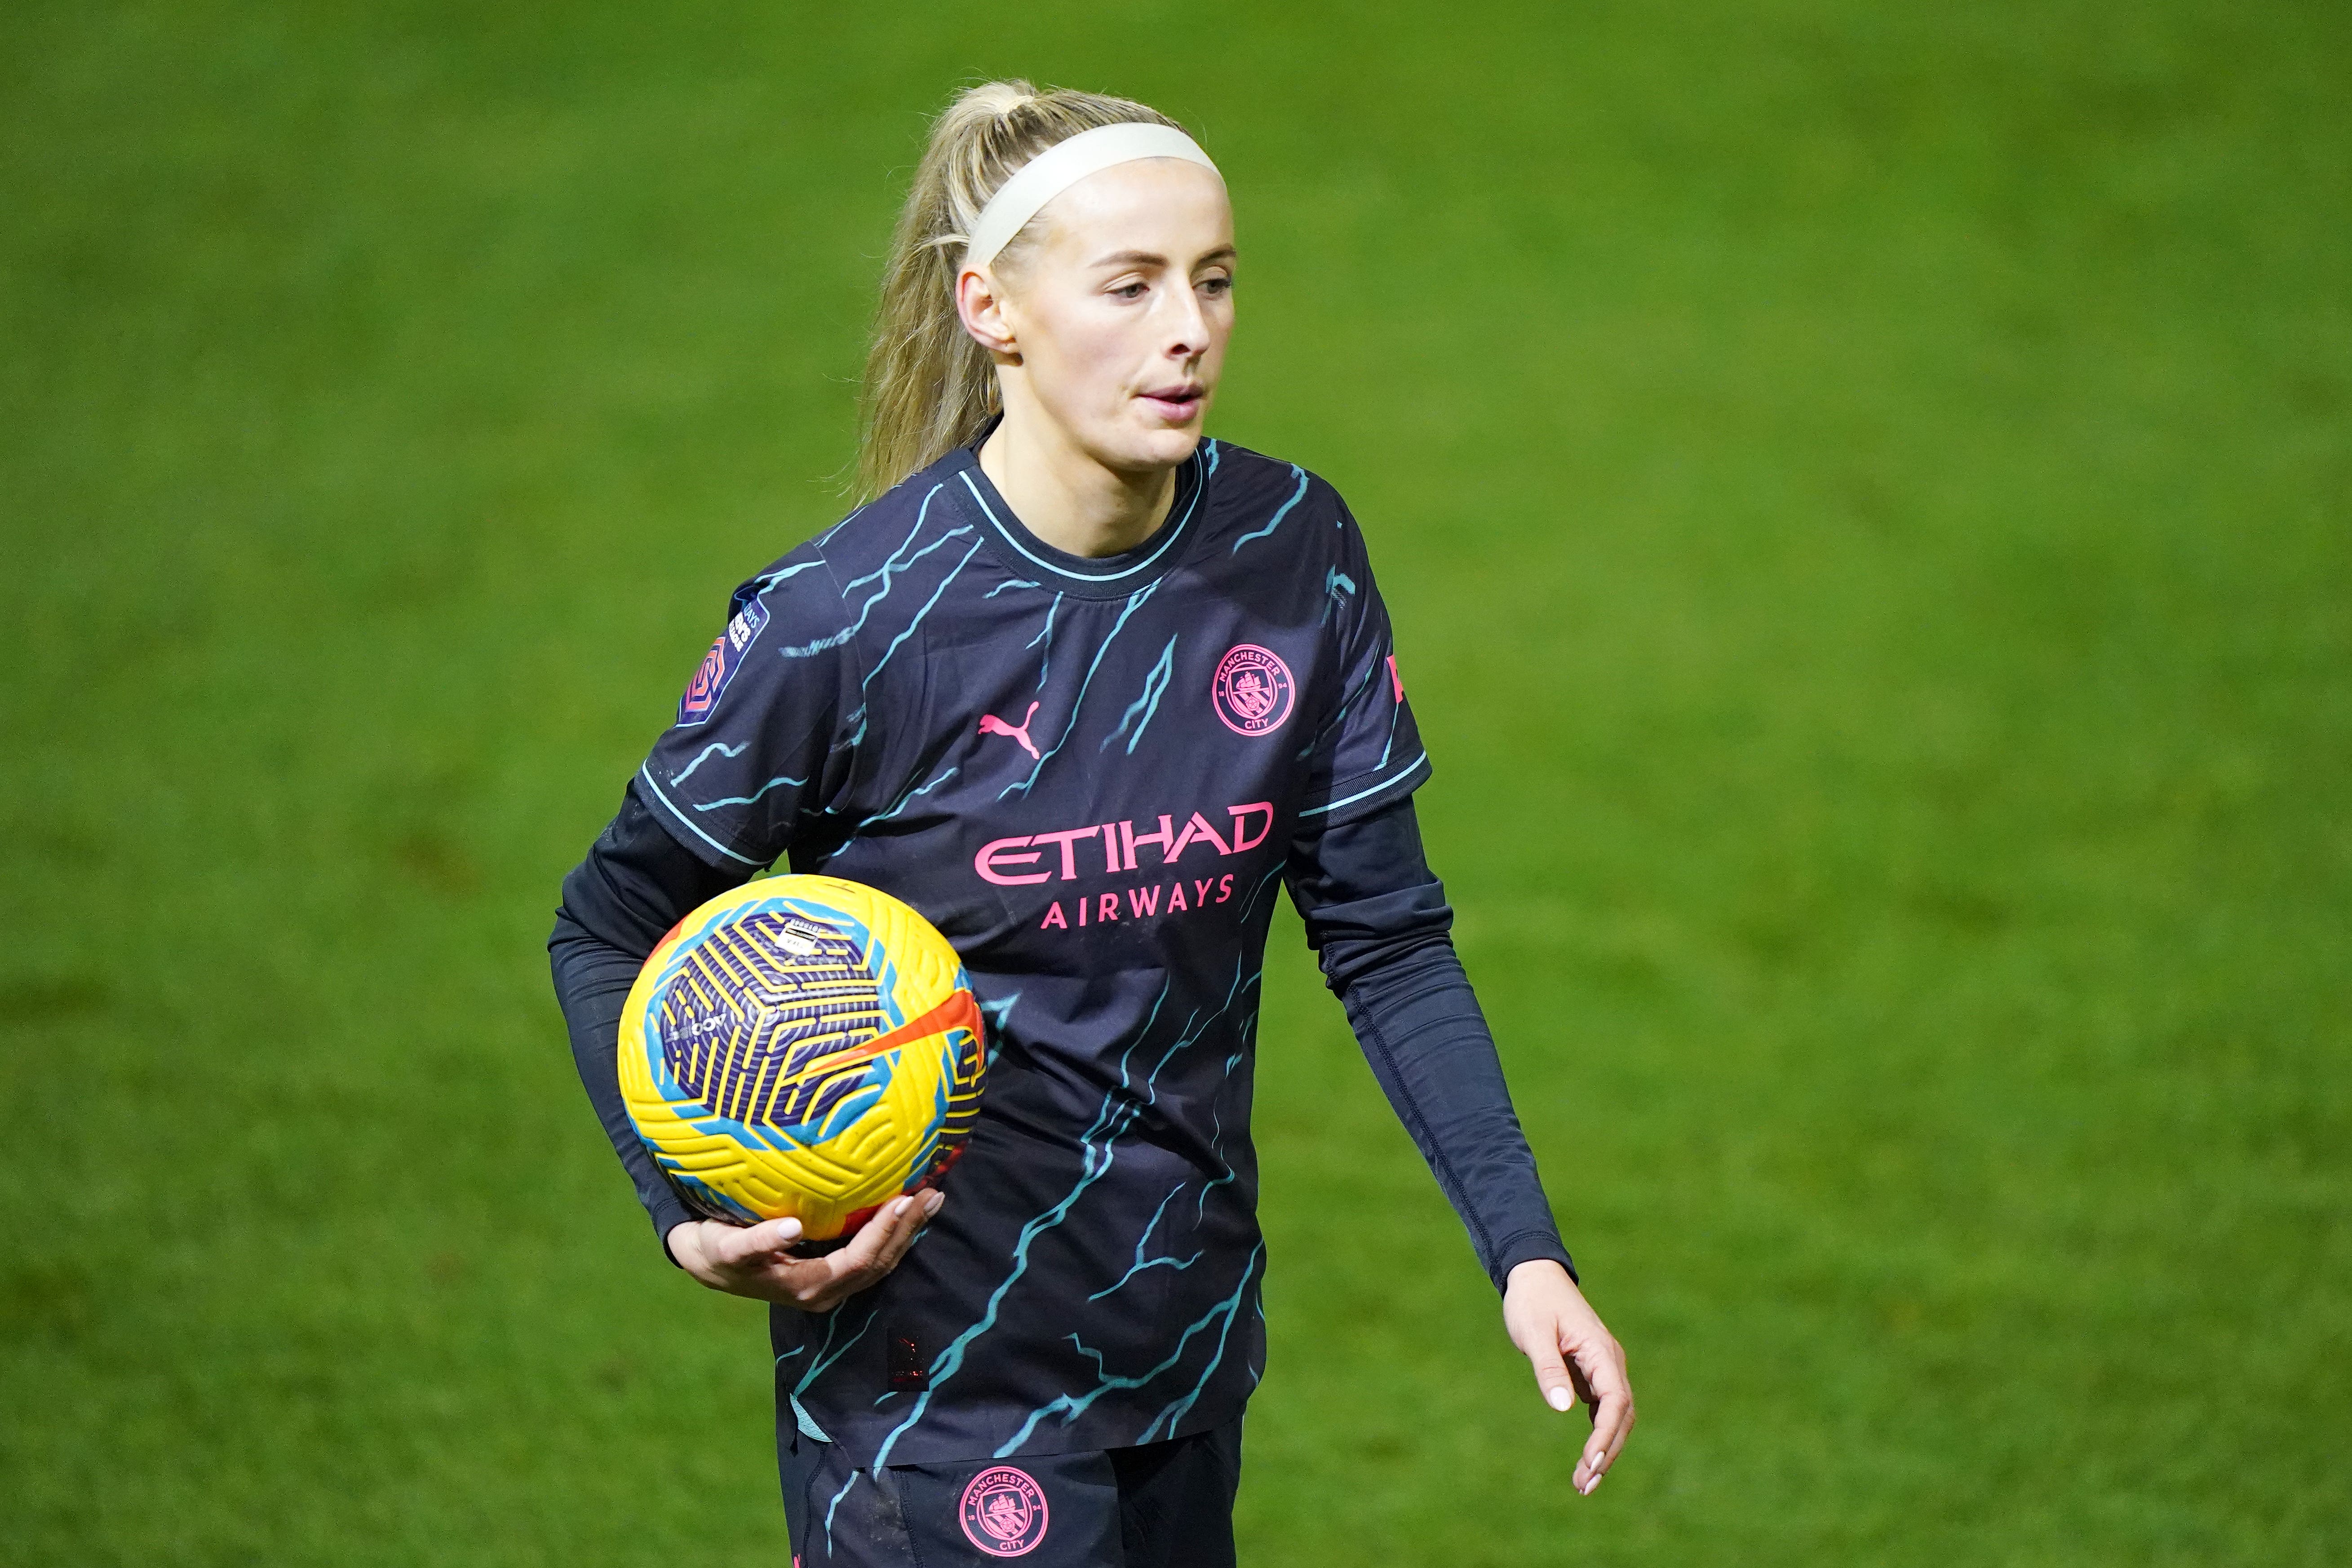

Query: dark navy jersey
632 434 1430 1466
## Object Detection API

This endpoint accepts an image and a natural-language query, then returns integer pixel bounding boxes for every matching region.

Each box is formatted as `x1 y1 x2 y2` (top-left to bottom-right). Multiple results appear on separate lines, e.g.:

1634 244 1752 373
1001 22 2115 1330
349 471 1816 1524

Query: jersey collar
945 427 1212 601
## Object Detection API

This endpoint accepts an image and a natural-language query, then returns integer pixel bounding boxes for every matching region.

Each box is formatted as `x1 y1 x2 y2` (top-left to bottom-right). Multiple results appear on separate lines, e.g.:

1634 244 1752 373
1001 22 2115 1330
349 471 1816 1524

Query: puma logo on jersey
978 700 1043 760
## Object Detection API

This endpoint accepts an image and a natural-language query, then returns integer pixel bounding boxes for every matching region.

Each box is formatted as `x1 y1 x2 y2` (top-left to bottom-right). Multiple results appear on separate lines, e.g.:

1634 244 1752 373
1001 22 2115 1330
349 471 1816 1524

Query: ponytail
854 81 1188 502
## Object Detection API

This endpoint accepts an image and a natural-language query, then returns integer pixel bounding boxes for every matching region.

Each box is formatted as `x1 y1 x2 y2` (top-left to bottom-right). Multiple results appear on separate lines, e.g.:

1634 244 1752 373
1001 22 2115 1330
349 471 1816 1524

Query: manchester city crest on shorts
958 1466 1049 1557
677 592 770 726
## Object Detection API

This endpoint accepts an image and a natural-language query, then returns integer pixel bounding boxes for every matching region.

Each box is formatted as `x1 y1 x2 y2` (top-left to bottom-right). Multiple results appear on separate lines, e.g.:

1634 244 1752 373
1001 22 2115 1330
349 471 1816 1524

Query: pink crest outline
958 1465 1050 1558
1211 644 1296 737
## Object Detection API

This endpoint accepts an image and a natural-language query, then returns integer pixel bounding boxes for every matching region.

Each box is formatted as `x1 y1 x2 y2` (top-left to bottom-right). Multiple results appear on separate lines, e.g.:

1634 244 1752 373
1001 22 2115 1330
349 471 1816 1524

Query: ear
956 265 1021 359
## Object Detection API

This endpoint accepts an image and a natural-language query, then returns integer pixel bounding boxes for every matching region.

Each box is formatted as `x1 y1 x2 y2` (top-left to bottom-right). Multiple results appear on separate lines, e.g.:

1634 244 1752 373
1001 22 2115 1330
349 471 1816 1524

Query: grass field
4 2 2347 1563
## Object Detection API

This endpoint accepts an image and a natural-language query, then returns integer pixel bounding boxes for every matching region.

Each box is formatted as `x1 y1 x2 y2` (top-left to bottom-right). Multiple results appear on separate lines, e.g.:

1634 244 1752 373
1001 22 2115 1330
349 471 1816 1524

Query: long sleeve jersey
549 433 1572 1467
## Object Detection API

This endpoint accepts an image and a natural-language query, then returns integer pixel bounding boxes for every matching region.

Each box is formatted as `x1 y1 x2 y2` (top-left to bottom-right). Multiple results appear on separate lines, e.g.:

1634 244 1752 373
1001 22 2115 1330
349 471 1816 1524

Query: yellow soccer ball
617 875 985 1241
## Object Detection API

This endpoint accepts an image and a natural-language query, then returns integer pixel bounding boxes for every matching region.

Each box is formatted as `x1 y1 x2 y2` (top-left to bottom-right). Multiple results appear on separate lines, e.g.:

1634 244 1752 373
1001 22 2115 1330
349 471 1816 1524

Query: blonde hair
853 81 1189 502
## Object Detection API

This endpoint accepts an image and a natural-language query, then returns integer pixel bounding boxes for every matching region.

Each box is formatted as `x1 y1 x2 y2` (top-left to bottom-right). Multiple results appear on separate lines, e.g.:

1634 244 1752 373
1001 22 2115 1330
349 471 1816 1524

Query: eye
1200 275 1234 297
1111 280 1148 300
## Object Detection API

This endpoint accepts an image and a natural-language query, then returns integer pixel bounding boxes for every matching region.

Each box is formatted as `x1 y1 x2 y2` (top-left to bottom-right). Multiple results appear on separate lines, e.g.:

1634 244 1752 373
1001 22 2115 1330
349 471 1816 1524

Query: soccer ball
617 875 985 1240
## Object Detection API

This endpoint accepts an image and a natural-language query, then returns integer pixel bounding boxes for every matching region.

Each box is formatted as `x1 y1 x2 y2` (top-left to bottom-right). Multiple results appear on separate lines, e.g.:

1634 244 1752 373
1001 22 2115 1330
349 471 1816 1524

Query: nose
1157 276 1213 361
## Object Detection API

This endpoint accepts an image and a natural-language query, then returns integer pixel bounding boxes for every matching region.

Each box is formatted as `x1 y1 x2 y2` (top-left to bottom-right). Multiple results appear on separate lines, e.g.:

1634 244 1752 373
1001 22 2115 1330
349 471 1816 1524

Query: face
958 158 1236 474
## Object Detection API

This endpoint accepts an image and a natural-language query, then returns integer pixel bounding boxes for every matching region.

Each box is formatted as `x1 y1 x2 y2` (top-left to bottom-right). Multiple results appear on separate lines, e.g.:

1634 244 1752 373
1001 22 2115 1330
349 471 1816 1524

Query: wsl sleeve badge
676 591 769 726
617 876 986 1240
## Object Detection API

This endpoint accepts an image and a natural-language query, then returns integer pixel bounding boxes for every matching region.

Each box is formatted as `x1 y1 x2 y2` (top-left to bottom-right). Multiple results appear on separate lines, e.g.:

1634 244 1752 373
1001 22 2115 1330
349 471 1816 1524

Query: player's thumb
741 1216 802 1259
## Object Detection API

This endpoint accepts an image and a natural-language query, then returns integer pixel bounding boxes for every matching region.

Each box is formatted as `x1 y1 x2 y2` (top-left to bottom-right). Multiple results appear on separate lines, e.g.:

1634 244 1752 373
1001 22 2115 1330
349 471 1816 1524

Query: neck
976 398 1178 559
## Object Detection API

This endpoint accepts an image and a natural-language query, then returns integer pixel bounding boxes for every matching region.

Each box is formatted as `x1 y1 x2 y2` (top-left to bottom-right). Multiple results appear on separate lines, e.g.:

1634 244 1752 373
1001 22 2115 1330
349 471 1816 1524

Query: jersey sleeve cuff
1491 1229 1579 1290
650 1187 700 1268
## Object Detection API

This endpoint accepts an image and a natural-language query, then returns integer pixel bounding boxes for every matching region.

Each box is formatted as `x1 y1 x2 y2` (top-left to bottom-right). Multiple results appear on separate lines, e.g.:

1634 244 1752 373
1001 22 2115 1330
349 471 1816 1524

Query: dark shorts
781 1419 1243 1568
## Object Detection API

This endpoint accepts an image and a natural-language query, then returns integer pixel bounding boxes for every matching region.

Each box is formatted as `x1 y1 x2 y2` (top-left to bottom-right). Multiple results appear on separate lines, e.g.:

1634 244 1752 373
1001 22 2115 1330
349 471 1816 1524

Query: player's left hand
1502 1259 1634 1496
668 1187 943 1314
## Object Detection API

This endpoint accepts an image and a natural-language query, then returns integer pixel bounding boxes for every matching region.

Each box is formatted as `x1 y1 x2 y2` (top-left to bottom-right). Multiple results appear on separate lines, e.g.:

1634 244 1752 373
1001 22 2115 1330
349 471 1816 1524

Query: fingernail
891 1196 912 1217
923 1189 944 1215
779 1218 802 1237
1546 1386 1574 1413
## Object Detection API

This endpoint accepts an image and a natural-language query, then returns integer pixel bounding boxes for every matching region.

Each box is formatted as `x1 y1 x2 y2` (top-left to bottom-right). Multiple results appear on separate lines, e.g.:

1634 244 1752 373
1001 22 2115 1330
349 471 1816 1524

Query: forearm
1334 934 1576 1289
549 916 700 1258
547 781 749 1261
1290 796 1575 1290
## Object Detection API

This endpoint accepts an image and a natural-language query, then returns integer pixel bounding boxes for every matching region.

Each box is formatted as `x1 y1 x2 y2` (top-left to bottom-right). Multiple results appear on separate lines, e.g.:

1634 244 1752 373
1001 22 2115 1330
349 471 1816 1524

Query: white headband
963 122 1221 270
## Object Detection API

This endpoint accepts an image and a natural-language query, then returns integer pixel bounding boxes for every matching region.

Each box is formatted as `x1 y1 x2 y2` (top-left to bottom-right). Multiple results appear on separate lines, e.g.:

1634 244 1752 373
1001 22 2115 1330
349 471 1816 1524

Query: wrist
665 1219 706 1273
1506 1258 1575 1294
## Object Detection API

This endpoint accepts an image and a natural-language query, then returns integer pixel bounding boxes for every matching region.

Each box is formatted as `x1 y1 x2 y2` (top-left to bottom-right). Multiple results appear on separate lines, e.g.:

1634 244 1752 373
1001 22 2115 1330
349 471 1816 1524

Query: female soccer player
550 81 1633 1567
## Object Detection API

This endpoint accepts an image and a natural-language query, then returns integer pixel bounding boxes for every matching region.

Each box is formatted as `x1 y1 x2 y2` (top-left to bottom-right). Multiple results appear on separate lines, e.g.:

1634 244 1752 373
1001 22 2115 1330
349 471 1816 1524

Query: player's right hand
668 1188 943 1313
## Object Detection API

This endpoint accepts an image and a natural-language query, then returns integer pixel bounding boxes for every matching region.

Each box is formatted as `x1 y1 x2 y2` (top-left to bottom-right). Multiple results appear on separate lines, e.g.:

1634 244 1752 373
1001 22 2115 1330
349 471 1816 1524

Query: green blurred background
4 1 2346 1563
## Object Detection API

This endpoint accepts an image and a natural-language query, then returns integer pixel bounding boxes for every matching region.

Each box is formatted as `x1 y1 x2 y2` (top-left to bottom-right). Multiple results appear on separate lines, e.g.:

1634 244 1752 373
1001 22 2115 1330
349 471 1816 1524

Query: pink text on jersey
972 803 1274 886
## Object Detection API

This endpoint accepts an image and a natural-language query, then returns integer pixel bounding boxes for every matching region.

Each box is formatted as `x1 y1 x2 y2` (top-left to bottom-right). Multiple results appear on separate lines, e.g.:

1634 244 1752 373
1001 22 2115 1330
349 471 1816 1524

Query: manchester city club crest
1211 643 1295 736
958 1465 1050 1557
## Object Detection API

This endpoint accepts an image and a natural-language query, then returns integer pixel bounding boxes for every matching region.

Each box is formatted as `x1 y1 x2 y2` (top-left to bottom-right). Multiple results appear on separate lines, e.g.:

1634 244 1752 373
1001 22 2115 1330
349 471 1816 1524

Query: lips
1138 384 1205 420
